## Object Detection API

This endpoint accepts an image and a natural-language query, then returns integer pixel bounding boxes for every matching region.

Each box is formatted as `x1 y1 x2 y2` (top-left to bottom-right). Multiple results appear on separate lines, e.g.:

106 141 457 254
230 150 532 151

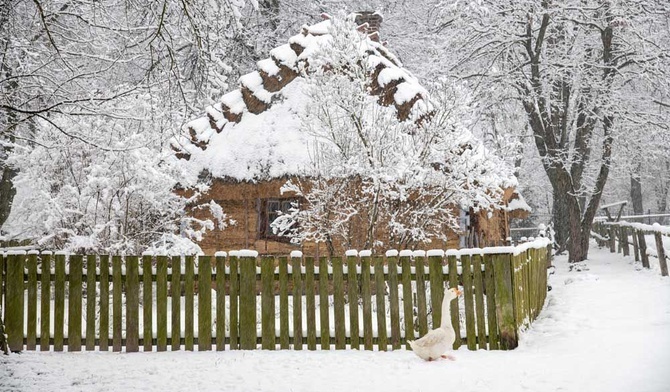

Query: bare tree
438 0 670 262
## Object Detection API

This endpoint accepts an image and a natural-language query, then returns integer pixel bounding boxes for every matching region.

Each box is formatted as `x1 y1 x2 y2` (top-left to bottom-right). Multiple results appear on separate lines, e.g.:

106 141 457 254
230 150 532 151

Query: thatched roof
170 14 434 182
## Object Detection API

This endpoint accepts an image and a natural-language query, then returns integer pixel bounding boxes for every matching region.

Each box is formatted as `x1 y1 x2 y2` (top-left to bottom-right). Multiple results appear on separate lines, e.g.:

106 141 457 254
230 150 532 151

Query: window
259 198 298 242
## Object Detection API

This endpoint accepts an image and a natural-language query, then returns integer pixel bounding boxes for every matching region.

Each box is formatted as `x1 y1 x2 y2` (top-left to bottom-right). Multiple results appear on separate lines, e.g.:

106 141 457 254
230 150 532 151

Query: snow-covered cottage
171 12 530 255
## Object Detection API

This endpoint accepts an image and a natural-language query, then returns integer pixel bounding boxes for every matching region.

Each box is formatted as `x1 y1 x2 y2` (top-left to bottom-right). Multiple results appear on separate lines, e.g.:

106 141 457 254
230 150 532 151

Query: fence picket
483 254 499 350
346 254 360 350
68 255 83 352
215 254 226 351
86 255 97 351
126 256 139 353
360 254 373 350
54 253 66 352
291 254 303 350
332 257 345 350
6 253 24 352
387 254 401 350
229 255 238 350
428 254 444 329
493 253 517 350
414 254 428 338
278 256 289 350
157 255 168 352
472 254 487 350
461 254 476 350
319 257 330 350
171 256 182 351
447 254 461 349
198 255 212 351
374 256 387 351
26 252 37 350
400 254 413 349
239 255 256 350
99 255 109 351
143 254 153 352
40 253 51 351
304 256 316 350
261 256 275 350
184 255 194 351
112 255 122 352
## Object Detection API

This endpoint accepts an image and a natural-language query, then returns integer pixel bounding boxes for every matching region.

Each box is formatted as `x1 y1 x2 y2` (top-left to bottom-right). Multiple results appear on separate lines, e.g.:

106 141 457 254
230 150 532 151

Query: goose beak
455 288 462 296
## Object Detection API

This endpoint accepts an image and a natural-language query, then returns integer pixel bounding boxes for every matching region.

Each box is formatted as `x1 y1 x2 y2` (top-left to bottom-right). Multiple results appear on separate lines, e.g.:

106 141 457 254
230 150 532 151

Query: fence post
621 226 630 257
609 225 616 253
493 253 517 350
238 252 257 350
5 252 25 352
632 229 640 262
637 230 650 268
654 232 669 277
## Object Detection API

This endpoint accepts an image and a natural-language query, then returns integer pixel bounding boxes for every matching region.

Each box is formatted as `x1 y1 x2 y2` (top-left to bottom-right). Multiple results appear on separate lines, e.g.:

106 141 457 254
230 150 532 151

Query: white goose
408 287 462 361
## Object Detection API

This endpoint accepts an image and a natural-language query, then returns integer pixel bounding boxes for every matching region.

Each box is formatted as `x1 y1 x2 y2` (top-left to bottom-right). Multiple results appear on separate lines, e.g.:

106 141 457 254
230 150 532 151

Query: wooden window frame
258 198 299 243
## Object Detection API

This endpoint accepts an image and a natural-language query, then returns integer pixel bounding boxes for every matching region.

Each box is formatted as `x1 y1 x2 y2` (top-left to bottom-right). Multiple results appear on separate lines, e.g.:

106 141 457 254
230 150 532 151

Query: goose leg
441 355 456 361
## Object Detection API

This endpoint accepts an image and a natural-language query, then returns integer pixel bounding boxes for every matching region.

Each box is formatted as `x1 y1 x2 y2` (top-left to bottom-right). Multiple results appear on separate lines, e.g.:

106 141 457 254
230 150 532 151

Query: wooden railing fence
592 221 669 276
0 240 551 353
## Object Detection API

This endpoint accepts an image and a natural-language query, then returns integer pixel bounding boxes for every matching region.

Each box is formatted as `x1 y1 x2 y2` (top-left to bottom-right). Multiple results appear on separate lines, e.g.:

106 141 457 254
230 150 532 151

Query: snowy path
2 243 669 392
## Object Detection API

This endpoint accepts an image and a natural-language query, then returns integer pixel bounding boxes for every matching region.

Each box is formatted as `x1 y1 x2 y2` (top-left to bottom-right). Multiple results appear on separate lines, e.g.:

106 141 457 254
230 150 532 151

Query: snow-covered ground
2 241 669 392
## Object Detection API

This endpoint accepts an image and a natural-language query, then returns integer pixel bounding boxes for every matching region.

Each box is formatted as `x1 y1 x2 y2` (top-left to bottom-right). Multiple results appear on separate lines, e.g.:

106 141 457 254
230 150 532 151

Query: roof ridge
172 16 432 161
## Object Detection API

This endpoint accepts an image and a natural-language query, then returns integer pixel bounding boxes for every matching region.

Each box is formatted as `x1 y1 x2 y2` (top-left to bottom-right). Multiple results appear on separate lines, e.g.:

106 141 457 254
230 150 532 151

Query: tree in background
437 0 669 262
1 0 252 252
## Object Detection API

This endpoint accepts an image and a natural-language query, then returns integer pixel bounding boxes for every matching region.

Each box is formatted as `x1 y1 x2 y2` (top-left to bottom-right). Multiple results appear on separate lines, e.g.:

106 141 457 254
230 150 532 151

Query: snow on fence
0 240 550 354
592 221 669 276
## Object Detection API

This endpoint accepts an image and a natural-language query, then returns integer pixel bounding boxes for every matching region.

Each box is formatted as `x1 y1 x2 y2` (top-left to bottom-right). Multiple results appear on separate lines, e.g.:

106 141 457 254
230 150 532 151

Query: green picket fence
0 240 550 353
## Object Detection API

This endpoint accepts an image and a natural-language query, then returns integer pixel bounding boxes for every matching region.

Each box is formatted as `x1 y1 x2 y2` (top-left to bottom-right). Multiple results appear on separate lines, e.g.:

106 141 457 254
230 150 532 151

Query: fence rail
0 241 550 353
592 221 669 276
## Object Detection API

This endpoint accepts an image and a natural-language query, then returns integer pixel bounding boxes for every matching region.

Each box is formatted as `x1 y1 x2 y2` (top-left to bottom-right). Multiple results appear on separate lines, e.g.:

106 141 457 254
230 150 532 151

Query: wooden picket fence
592 221 669 276
0 240 551 353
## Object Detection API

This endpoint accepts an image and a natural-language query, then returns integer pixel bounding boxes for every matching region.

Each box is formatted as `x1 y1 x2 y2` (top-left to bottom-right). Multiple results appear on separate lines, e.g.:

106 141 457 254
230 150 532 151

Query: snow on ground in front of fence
2 241 670 392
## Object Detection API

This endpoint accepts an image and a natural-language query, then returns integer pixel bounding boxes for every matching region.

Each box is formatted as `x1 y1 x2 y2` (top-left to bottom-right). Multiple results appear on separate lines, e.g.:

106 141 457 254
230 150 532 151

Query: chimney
354 11 383 42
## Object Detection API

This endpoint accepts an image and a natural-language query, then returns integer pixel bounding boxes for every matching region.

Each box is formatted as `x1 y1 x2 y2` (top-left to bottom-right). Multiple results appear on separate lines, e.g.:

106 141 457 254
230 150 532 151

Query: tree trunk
0 0 16 231
567 196 590 263
0 164 16 229
630 163 644 215
552 189 570 253
0 311 8 355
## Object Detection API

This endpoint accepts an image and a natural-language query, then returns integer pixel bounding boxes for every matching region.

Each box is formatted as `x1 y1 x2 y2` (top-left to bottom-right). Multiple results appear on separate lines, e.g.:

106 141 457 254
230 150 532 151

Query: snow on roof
270 44 299 70
239 71 273 103
173 15 516 191
221 90 246 114
173 15 438 183
257 58 280 77
306 19 332 35
506 191 532 212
